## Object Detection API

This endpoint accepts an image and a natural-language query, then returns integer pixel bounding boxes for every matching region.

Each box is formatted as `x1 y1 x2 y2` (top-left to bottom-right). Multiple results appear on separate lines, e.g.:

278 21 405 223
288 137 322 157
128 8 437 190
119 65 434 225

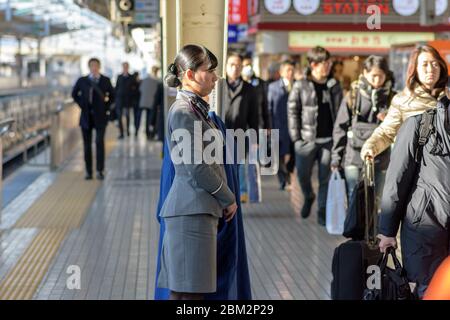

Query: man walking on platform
139 66 163 140
288 47 343 225
72 57 115 180
268 60 296 190
223 53 259 203
115 62 135 139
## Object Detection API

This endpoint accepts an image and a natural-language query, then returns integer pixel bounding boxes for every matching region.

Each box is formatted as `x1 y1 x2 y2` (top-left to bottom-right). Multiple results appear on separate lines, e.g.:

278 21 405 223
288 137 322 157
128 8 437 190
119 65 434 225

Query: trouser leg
81 127 93 175
95 127 106 172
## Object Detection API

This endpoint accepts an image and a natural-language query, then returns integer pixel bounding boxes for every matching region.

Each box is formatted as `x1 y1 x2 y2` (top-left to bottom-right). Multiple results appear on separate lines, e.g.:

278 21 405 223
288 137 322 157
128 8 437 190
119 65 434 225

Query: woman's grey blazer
159 91 236 218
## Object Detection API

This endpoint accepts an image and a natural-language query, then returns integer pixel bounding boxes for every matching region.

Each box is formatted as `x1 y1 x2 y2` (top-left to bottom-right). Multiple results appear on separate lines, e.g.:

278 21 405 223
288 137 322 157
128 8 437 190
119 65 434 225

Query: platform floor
0 129 346 300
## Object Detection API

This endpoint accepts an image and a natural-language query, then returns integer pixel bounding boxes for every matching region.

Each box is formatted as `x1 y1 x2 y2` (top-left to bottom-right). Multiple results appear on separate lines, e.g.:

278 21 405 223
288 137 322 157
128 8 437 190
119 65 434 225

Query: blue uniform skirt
157 214 219 293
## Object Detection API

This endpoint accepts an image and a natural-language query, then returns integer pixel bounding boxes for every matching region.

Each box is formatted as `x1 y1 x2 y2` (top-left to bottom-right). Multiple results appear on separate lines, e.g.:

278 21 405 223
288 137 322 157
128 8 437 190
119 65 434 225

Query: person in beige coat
361 45 448 160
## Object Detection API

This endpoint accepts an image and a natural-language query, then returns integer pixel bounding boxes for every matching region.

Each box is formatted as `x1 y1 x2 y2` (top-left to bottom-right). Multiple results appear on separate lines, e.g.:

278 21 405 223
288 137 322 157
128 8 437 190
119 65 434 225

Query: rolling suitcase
331 158 383 300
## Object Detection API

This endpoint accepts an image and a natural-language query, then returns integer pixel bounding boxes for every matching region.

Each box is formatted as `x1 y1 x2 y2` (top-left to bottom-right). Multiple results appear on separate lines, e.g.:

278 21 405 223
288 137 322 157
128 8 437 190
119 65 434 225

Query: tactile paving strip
0 130 118 300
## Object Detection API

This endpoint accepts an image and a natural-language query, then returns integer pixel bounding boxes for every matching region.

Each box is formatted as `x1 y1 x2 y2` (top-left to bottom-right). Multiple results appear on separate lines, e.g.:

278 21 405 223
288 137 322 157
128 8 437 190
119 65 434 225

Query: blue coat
268 79 292 156
154 111 252 300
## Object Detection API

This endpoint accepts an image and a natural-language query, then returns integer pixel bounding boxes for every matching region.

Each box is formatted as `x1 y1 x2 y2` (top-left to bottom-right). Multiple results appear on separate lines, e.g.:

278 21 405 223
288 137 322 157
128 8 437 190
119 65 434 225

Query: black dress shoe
96 171 105 180
301 194 316 219
118 134 124 140
85 173 93 180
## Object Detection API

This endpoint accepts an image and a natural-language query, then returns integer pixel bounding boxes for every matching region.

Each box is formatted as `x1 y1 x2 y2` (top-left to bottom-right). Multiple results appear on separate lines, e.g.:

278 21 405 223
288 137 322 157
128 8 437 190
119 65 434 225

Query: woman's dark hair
363 55 394 84
165 44 218 88
405 45 448 97
306 46 331 65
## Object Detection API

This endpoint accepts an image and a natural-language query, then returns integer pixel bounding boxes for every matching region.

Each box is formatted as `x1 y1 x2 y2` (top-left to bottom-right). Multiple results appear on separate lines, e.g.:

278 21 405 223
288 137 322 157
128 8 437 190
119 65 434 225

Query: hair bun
168 63 178 76
164 73 181 88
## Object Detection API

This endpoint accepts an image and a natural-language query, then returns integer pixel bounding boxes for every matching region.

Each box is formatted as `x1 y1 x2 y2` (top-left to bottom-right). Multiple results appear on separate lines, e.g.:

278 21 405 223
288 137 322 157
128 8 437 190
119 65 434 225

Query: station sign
133 0 159 25
289 31 435 52
259 0 449 24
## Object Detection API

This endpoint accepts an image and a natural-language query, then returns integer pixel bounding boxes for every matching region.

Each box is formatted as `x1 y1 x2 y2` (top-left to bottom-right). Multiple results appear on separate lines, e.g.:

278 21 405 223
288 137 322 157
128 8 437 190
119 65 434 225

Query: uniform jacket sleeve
378 116 419 237
170 107 236 209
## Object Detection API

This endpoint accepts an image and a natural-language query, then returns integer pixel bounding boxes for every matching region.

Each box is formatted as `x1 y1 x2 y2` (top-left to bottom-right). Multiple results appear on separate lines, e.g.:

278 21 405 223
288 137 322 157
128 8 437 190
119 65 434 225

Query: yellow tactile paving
0 228 68 300
14 172 101 229
0 131 119 300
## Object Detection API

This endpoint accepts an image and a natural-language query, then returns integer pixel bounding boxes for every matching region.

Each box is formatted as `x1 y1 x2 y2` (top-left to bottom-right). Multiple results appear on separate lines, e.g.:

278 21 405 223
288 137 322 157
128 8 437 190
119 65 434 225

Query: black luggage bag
331 158 383 300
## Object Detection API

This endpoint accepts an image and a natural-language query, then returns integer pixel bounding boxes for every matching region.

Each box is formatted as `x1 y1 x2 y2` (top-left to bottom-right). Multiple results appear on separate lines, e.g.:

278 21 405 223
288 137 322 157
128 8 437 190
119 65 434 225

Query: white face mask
242 65 254 78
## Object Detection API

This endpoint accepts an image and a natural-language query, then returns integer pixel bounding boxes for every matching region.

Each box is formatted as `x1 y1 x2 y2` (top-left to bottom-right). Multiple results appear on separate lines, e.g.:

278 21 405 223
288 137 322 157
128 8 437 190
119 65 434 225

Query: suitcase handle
364 158 377 246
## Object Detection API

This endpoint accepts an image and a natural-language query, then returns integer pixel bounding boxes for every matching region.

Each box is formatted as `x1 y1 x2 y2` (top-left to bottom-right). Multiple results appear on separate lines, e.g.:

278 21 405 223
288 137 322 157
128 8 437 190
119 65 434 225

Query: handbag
349 121 378 149
363 247 414 300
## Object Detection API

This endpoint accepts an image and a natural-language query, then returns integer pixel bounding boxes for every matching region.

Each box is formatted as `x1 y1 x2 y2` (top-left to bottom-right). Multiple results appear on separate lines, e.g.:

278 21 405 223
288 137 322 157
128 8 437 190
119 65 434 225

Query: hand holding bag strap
379 247 402 272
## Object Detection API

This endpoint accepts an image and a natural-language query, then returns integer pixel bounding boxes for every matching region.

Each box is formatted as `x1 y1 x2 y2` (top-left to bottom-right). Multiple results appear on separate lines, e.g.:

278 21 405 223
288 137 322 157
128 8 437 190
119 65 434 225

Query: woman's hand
377 112 387 122
377 234 397 253
363 150 374 161
224 202 238 222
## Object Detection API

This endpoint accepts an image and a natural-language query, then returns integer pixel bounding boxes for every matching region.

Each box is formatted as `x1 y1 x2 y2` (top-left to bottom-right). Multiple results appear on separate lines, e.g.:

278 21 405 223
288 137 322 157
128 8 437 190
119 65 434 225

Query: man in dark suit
268 60 296 190
72 57 114 180
115 62 135 139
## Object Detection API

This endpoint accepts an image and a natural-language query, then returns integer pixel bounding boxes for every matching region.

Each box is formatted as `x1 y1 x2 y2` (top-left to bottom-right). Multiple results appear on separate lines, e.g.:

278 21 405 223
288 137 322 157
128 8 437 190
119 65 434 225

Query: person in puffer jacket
331 55 395 202
361 45 448 161
377 93 450 299
288 46 343 226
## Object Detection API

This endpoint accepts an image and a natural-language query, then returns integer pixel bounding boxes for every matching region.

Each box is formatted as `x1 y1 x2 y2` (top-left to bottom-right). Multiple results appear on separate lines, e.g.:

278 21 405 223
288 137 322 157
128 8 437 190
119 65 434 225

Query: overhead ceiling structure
0 0 112 39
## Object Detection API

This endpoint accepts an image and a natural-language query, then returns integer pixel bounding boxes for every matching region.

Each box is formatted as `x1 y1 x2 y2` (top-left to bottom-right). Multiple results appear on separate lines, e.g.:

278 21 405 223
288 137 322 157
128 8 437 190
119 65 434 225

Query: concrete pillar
161 0 228 128
161 0 179 139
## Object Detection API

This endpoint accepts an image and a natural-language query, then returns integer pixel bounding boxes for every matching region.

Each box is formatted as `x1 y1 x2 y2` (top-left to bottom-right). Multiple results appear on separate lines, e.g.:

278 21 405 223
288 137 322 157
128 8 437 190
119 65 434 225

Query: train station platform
0 127 346 300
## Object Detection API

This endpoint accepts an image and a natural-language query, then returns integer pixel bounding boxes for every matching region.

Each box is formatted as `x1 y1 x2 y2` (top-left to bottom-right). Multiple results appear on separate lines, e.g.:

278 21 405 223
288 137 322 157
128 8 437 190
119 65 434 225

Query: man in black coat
115 62 135 138
223 53 259 203
72 57 114 180
242 56 271 130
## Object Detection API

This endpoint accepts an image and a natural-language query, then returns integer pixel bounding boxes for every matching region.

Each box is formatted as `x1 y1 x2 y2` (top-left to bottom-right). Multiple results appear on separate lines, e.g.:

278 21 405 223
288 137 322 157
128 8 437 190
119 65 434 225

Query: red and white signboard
229 0 248 24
